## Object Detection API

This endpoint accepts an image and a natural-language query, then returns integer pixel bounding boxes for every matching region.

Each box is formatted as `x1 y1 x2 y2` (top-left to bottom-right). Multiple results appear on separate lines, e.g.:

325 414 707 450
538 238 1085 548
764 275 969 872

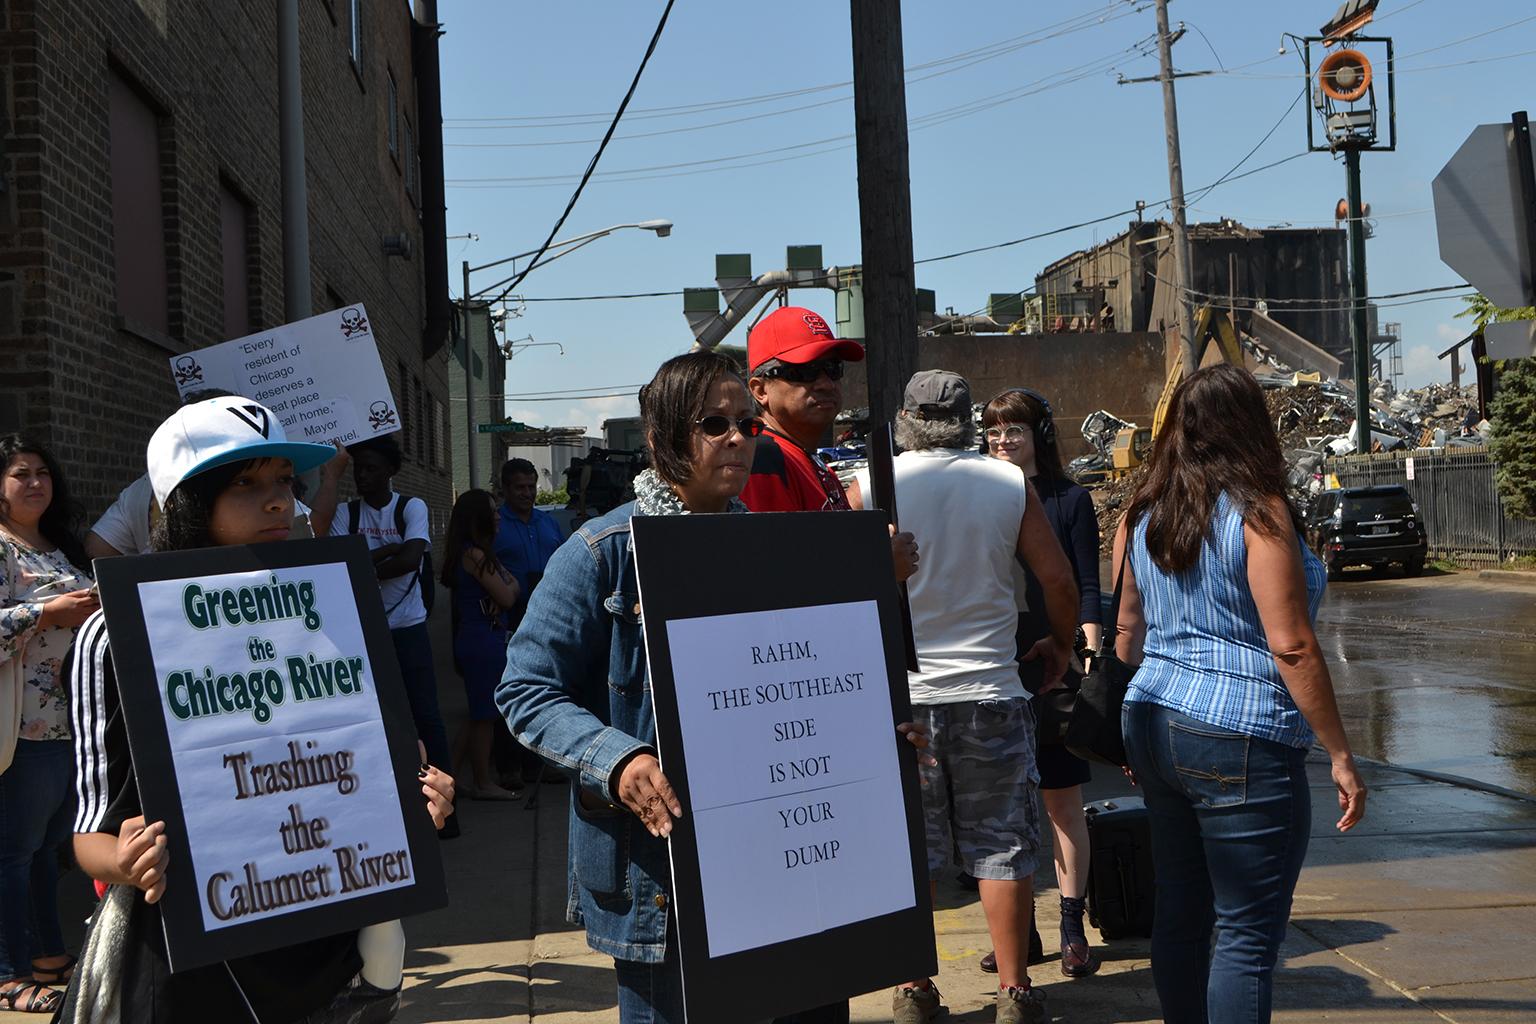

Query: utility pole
1154 0 1197 373
850 0 919 429
1344 148 1373 451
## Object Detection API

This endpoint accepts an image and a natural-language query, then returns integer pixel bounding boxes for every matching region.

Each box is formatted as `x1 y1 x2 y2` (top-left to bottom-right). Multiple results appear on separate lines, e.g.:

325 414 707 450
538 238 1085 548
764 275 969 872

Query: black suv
1308 485 1428 579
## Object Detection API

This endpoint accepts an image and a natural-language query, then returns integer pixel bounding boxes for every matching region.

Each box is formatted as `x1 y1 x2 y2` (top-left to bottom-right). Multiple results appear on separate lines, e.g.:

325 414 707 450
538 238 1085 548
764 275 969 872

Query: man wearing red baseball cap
741 306 916 1024
741 306 867 514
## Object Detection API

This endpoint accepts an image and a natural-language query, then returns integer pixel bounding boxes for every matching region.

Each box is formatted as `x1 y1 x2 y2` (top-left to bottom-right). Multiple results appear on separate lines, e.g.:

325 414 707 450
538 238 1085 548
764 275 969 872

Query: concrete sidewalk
394 594 1536 1023
52 597 1536 1022
395 751 1536 1024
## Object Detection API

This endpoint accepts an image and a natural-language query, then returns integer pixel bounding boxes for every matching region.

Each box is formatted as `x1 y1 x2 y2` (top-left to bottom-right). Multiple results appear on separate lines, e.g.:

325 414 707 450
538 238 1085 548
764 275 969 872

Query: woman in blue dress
442 489 521 800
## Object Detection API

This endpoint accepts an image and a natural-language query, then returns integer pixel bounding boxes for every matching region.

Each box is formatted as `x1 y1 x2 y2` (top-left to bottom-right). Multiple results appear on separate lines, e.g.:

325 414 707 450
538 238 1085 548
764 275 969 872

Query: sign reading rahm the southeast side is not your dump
96 539 445 971
633 512 934 1024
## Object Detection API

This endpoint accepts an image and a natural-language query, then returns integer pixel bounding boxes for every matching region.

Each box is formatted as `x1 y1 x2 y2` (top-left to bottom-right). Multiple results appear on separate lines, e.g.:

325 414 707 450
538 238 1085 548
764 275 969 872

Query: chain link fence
1324 447 1536 563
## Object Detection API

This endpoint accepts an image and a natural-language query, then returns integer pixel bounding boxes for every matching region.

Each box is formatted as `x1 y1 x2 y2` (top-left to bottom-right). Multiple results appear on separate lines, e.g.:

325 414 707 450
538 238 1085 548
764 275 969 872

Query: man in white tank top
851 371 1078 1024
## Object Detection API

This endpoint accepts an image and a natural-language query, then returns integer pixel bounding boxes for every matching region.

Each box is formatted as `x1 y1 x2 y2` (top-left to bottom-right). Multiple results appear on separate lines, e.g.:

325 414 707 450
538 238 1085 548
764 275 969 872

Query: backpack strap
393 494 411 539
346 499 361 535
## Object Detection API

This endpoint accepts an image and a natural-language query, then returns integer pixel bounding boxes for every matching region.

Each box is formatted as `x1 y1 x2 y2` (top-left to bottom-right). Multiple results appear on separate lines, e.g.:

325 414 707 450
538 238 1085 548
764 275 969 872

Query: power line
914 151 1309 266
445 3 1145 128
520 290 684 302
487 0 675 306
447 39 1156 185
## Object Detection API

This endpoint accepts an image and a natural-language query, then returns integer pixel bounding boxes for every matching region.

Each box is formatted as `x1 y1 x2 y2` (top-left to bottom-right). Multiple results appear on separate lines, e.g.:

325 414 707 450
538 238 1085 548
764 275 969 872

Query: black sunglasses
695 415 766 439
759 359 845 384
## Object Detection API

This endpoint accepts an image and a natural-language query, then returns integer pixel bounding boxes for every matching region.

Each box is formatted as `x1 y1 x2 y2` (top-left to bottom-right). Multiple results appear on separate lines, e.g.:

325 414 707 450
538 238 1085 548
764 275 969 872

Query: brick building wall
0 0 450 531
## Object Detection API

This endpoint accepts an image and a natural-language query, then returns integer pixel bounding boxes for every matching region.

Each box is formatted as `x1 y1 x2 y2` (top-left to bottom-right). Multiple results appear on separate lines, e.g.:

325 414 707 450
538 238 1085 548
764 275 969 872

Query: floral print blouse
2 537 90 741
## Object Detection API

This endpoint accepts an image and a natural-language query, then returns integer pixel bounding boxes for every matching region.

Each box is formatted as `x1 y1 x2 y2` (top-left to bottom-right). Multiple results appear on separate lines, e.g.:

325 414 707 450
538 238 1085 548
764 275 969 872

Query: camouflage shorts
913 698 1040 881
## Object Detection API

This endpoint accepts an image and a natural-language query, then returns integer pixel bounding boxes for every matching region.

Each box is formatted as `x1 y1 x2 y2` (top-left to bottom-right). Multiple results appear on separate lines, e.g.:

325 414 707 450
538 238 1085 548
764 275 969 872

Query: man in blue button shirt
494 458 566 629
491 458 568 790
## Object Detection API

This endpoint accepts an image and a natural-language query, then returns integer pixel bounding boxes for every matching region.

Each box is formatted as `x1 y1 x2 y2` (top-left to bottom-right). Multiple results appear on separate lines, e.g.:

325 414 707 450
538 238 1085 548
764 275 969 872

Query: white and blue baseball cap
148 396 336 507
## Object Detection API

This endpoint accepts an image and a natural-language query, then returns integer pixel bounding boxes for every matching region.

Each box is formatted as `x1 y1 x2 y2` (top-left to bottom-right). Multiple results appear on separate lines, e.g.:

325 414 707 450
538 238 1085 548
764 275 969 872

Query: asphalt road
1316 568 1536 797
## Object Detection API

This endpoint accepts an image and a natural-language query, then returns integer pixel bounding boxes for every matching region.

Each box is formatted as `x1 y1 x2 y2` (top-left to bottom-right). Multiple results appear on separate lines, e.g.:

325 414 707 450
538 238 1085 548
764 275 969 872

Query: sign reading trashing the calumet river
95 537 445 971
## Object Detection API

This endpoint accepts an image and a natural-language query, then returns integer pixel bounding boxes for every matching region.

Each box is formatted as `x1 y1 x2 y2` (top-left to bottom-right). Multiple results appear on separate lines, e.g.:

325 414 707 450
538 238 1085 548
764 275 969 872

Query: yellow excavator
1110 305 1245 477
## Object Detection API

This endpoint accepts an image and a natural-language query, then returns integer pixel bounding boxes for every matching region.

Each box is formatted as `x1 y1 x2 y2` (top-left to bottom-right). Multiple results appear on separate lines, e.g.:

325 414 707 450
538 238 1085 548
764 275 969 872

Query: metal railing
1324 447 1536 563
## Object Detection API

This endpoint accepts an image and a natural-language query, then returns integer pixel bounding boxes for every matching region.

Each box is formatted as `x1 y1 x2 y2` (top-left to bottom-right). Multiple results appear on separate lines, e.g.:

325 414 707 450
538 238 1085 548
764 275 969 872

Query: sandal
0 980 63 1014
30 955 76 985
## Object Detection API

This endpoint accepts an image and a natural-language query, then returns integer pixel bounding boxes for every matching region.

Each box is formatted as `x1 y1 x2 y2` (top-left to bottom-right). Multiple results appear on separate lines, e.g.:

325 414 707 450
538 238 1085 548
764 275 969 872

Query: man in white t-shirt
851 371 1077 1024
313 434 451 804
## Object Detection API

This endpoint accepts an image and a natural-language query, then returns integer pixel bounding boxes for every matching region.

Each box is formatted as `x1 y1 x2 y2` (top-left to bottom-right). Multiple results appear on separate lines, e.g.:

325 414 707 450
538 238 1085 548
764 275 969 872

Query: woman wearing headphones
980 387 1104 979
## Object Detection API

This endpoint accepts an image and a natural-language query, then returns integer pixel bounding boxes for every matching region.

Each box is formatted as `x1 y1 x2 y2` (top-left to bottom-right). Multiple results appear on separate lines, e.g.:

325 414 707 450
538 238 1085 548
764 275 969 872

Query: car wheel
1405 556 1425 577
1326 559 1343 582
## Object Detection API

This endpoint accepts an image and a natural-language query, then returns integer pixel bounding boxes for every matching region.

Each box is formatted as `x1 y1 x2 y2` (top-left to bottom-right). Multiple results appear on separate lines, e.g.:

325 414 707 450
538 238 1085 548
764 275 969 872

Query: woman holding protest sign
62 397 455 1024
0 436 97 1014
496 352 932 1024
440 488 521 800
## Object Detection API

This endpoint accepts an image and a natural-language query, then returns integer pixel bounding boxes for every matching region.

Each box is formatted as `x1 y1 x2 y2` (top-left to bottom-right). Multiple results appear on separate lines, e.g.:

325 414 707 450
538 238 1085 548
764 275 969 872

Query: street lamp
457 220 671 488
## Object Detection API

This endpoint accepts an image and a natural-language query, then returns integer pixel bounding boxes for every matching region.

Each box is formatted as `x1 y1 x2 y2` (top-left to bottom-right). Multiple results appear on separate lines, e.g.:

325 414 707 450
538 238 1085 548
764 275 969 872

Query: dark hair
0 436 89 570
500 458 537 487
151 460 256 552
347 434 402 473
439 489 498 589
1124 364 1300 573
639 351 746 487
981 389 1065 480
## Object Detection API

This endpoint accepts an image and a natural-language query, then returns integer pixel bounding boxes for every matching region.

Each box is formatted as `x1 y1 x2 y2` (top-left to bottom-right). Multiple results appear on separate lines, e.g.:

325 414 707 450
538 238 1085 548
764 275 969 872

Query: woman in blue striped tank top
1110 365 1368 1024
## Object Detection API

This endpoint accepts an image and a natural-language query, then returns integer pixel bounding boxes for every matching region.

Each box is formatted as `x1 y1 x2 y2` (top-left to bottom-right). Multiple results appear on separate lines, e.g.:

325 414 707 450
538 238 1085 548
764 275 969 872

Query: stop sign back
1432 121 1536 311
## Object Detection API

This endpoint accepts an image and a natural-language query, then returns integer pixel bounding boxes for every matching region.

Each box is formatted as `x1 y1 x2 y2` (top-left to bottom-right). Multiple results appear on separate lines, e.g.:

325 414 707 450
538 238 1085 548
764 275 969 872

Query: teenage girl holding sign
63 397 454 1023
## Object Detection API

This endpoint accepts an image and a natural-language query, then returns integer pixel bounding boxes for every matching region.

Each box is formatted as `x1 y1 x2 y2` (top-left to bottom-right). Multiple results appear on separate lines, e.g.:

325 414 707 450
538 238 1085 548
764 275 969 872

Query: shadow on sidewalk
399 959 620 1022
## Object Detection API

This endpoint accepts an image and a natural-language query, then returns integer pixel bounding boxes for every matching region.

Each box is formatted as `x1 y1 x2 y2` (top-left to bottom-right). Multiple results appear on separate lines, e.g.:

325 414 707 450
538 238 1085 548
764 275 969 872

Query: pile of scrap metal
1259 374 1488 504
1071 410 1135 484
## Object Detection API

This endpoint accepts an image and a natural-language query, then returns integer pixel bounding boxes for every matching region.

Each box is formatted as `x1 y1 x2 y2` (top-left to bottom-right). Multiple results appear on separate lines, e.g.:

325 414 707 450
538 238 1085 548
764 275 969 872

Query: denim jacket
494 502 673 963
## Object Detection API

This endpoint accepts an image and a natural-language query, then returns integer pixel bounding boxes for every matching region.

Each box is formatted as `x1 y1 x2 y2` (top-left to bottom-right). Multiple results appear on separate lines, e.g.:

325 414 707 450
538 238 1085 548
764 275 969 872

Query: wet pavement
1316 569 1536 797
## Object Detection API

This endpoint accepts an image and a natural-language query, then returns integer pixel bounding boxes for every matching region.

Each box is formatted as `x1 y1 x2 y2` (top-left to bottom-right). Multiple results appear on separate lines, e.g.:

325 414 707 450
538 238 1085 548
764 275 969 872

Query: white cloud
1398 344 1446 389
1435 323 1462 343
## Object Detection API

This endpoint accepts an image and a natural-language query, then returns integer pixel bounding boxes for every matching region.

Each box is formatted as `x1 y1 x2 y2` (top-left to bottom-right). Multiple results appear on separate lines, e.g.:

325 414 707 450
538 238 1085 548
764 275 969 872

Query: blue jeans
0 739 74 980
1122 701 1311 1024
390 622 450 771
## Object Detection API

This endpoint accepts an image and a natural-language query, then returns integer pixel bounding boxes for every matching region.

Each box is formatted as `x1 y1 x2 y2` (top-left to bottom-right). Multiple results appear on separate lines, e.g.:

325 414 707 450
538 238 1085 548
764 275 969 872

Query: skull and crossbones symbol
368 401 398 430
339 307 369 338
173 356 204 387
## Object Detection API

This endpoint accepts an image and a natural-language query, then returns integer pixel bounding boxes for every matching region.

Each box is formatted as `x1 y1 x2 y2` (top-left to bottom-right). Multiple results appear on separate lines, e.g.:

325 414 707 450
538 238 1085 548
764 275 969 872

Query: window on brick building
108 69 170 335
427 393 441 468
349 0 363 67
386 69 398 158
402 119 417 204
219 180 256 340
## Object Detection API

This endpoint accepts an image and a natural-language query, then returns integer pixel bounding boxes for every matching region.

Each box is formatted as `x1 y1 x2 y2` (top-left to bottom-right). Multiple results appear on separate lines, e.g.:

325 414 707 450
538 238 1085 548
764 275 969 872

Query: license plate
1367 525 1390 536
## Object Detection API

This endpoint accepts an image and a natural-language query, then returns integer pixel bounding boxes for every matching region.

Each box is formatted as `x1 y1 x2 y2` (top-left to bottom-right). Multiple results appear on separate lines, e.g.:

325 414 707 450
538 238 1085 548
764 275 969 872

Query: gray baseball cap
902 370 972 420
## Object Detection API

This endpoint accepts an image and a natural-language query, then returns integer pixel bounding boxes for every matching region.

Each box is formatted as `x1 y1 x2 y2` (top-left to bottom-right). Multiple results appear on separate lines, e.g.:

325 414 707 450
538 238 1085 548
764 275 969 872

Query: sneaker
995 985 1047 1024
303 975 401 1024
892 982 943 1024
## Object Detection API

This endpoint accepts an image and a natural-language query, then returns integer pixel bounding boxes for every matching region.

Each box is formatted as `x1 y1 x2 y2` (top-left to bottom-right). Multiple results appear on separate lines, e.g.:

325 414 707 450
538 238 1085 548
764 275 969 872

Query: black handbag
1033 679 1079 747
1064 544 1139 767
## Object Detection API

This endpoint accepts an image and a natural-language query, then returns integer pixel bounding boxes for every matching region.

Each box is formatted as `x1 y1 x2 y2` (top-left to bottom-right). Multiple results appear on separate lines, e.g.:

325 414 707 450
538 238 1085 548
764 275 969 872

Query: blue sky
439 0 1536 432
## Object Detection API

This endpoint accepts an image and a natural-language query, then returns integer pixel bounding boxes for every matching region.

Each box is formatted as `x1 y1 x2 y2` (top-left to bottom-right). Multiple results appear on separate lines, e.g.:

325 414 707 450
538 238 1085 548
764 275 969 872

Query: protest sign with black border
94 535 447 972
632 511 936 1024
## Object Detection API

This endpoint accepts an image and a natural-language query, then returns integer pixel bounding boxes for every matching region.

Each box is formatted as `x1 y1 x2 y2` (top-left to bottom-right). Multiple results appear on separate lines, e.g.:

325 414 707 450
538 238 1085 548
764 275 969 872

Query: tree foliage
1489 360 1536 519
1465 295 1536 519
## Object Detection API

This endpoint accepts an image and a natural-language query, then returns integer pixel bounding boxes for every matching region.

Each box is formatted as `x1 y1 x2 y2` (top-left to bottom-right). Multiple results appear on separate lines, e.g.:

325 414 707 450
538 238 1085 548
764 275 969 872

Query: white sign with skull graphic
167 305 399 446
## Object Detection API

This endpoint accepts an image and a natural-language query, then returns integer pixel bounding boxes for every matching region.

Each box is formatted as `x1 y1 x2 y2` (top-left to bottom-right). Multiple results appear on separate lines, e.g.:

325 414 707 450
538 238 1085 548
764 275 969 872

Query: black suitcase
1084 796 1156 940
